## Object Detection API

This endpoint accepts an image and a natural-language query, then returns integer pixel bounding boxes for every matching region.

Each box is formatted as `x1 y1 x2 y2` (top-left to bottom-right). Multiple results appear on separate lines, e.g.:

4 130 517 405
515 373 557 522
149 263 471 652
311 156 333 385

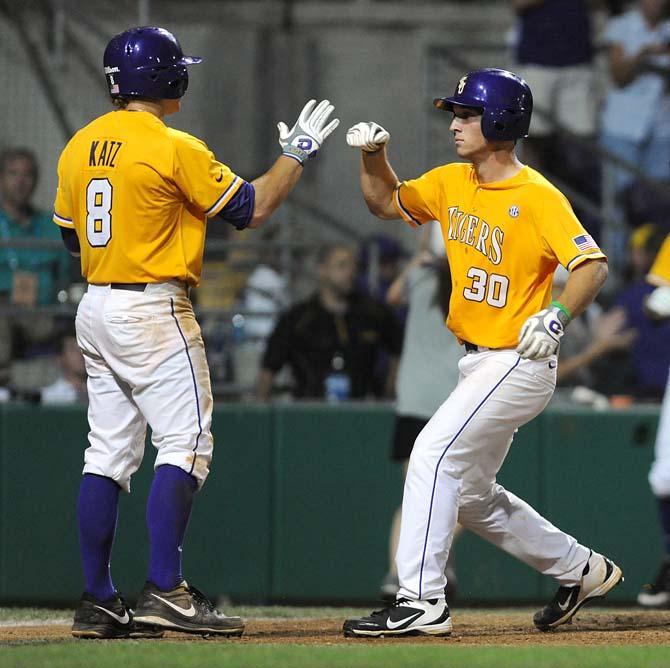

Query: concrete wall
1 1 514 250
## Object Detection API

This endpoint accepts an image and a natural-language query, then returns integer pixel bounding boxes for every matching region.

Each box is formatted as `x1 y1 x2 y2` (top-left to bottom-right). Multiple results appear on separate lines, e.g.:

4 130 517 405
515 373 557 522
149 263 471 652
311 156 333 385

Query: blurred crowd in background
1 0 670 408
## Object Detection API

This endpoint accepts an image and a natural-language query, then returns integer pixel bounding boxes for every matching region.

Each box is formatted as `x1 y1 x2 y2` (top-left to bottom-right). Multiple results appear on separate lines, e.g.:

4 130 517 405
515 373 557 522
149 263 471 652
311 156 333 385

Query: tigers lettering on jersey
393 163 606 348
53 110 244 286
446 207 504 265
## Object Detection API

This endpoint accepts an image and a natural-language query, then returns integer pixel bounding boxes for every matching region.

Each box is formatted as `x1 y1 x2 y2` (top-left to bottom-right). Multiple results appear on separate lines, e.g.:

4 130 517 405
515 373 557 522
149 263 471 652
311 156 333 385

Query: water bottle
231 313 246 344
324 353 351 403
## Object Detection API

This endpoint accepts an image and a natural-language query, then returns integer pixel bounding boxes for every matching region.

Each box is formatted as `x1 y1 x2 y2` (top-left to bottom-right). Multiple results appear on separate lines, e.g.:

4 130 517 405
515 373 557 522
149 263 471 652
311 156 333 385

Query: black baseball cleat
343 597 453 637
133 580 245 636
534 551 623 631
638 559 670 607
72 592 164 639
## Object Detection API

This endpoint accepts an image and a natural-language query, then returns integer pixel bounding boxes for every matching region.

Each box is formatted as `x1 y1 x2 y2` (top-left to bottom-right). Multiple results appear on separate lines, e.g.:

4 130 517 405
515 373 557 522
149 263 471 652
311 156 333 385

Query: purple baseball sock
146 464 197 591
77 474 120 601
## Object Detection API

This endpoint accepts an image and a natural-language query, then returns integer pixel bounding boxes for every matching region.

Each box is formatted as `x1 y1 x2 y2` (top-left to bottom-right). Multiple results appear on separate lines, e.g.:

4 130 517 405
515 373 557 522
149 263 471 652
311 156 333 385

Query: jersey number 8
463 267 509 308
86 178 113 247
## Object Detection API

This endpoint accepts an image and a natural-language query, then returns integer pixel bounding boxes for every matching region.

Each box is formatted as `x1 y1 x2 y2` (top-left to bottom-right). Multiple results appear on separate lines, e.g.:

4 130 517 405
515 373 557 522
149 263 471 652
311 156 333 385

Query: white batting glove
346 122 390 153
516 304 571 360
645 286 670 319
277 99 340 165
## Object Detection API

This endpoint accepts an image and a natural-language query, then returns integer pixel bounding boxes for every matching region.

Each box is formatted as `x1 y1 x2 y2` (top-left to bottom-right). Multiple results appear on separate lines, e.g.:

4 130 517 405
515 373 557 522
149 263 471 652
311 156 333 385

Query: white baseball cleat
534 550 623 631
343 597 452 637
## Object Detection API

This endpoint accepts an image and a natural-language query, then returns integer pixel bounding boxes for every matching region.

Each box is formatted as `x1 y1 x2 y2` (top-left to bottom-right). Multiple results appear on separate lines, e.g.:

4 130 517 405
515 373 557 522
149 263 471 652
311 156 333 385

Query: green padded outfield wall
0 404 274 605
270 403 402 602
537 405 661 602
0 402 662 605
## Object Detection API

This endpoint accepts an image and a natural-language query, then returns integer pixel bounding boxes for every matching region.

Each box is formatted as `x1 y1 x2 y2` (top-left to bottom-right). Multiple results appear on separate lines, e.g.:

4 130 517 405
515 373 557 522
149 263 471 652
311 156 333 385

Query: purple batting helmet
103 26 202 101
433 68 533 141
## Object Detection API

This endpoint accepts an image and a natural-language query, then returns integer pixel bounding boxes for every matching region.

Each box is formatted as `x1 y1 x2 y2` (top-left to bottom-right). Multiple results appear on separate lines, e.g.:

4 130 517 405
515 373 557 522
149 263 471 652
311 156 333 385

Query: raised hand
277 99 340 164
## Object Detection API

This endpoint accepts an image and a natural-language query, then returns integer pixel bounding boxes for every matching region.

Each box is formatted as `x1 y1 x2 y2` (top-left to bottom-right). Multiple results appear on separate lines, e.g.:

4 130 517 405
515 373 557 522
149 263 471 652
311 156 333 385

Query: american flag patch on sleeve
572 234 599 252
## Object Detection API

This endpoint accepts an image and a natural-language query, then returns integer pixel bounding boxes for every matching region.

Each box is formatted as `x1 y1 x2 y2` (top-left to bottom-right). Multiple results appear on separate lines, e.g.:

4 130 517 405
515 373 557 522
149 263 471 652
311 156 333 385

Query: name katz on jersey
89 140 123 168
446 206 504 265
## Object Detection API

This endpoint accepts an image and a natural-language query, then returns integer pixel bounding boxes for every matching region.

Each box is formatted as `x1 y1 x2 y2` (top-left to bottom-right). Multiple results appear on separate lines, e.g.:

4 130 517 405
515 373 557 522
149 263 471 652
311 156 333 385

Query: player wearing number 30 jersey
343 68 622 639
54 26 338 641
396 163 605 348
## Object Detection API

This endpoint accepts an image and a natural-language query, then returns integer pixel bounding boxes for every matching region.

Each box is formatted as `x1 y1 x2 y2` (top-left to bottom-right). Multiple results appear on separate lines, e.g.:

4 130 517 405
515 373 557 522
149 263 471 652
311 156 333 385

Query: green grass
2 643 670 668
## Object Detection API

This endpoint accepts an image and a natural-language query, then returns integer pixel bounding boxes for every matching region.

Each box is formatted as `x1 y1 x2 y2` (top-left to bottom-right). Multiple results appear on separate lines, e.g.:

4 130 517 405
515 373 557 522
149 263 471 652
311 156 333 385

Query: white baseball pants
75 282 214 492
649 367 670 497
396 349 590 601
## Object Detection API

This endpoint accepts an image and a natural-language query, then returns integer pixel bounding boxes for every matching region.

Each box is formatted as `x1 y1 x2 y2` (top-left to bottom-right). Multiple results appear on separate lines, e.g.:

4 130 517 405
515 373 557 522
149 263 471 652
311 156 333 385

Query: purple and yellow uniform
53 110 243 286
393 163 605 347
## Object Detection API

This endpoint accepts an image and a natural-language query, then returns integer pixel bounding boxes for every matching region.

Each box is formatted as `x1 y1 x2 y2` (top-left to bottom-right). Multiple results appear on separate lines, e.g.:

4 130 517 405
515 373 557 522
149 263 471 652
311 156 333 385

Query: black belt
110 283 147 291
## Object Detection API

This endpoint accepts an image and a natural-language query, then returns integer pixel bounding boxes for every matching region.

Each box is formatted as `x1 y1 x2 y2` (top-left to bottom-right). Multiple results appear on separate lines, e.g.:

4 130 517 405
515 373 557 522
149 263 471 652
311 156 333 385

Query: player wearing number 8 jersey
343 68 622 638
53 26 338 639
54 112 244 285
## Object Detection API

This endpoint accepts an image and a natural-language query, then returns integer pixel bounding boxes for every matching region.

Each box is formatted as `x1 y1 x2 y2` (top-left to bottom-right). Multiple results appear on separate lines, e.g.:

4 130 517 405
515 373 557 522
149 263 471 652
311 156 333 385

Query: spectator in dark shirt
512 0 599 192
255 242 403 400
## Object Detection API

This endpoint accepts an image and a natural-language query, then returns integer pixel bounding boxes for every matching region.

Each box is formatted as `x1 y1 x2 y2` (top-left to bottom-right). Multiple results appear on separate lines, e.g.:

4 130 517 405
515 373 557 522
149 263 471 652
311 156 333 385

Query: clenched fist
346 122 390 153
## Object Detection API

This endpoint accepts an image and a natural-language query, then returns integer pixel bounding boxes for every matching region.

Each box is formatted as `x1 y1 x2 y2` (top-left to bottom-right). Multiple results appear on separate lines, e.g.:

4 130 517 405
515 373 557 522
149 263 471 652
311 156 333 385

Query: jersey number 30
86 178 113 247
463 267 509 308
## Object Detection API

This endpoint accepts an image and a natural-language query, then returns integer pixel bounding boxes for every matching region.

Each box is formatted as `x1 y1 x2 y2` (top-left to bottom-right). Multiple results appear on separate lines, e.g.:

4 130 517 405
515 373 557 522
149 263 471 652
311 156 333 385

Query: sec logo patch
509 205 520 218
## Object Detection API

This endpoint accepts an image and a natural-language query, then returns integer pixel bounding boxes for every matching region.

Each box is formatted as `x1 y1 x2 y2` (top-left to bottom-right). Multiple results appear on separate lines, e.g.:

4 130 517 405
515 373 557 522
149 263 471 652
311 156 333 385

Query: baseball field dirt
2 608 670 646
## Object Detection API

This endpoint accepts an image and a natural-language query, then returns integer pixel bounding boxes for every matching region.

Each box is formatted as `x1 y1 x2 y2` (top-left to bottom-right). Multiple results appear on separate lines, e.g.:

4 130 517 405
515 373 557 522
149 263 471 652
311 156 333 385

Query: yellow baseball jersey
394 163 606 348
649 233 670 285
53 110 243 286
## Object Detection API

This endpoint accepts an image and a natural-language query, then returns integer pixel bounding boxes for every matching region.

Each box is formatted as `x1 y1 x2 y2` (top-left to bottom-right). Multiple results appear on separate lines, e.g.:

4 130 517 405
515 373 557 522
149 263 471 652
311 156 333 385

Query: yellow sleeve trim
566 251 607 271
393 185 421 228
205 176 243 217
53 213 74 228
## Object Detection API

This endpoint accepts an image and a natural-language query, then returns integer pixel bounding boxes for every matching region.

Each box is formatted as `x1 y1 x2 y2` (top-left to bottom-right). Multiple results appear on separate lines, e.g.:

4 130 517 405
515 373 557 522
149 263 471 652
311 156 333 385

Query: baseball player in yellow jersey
342 68 622 638
638 234 670 606
54 26 338 639
646 233 670 319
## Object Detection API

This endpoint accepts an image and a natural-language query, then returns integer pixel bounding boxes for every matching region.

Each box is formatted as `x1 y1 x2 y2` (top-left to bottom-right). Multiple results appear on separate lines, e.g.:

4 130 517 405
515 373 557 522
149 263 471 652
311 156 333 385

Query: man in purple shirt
512 0 599 177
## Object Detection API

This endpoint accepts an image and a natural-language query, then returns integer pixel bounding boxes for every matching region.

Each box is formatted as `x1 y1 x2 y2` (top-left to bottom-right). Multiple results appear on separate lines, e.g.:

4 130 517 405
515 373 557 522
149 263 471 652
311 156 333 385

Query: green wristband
550 300 572 323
